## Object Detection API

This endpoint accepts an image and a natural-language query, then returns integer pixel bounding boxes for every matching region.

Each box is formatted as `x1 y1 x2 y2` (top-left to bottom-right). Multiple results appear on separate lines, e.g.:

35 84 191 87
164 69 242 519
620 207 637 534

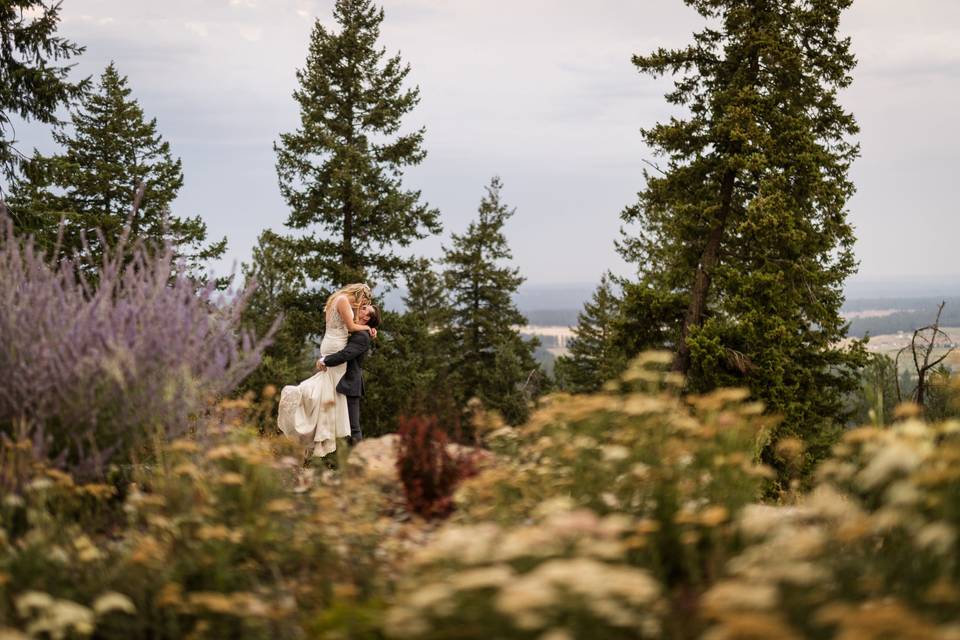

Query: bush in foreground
0 217 271 480
0 401 390 639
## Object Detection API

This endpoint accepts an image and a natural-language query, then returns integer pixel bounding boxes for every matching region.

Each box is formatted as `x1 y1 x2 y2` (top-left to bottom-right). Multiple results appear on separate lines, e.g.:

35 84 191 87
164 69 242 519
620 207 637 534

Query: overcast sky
10 0 960 288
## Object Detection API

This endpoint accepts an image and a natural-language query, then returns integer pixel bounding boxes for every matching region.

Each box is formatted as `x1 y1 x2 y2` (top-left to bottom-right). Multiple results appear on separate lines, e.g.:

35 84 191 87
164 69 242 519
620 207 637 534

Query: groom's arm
321 331 371 368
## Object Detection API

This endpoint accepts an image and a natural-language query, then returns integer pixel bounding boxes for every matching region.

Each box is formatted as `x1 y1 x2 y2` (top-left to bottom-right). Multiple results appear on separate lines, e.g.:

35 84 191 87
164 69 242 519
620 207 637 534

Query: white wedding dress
277 304 352 457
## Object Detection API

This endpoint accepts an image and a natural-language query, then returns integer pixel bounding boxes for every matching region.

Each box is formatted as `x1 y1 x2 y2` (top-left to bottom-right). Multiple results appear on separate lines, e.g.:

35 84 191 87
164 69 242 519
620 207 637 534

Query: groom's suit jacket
323 330 372 398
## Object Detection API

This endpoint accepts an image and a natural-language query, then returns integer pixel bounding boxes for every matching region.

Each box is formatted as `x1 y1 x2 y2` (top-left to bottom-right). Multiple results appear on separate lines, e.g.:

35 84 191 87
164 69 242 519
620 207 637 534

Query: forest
1 0 959 638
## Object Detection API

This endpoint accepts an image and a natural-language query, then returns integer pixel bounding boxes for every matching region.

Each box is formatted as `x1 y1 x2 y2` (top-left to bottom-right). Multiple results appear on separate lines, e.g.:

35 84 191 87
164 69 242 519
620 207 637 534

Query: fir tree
618 0 866 474
555 274 626 393
362 260 457 435
444 177 541 425
0 0 87 184
275 0 440 288
8 63 224 268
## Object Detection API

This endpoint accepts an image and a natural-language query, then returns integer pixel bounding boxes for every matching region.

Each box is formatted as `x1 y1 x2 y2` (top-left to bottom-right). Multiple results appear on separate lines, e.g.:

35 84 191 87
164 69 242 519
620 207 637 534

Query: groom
315 304 380 444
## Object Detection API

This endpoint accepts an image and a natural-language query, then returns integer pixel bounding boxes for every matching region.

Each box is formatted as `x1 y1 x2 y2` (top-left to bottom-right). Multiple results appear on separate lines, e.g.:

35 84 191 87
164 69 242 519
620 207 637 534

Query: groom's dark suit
322 330 372 442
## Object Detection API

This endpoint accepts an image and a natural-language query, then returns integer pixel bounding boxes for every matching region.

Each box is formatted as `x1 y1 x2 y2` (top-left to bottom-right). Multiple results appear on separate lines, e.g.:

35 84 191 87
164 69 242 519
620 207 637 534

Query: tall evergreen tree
361 259 458 435
444 177 541 425
275 0 440 288
618 0 866 472
0 0 87 185
555 274 626 393
8 63 224 268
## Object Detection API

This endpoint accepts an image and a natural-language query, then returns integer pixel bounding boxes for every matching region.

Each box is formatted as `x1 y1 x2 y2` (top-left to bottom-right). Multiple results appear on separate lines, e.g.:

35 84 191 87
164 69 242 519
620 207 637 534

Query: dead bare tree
894 301 956 409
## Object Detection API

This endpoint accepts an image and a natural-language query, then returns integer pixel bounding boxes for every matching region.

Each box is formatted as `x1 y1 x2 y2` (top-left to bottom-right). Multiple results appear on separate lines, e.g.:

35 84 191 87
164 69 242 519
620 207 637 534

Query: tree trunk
673 166 736 374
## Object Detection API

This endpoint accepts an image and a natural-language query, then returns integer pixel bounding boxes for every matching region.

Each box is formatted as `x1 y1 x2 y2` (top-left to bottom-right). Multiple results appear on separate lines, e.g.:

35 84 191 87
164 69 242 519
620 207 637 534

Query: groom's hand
315 359 327 372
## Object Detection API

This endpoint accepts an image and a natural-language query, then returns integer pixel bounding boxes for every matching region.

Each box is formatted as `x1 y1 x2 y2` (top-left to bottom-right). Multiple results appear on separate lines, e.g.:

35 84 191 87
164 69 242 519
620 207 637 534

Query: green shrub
0 400 389 639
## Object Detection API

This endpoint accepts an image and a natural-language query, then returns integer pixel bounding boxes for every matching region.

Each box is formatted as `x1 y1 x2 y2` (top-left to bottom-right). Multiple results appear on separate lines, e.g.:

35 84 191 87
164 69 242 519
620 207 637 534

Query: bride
277 283 377 457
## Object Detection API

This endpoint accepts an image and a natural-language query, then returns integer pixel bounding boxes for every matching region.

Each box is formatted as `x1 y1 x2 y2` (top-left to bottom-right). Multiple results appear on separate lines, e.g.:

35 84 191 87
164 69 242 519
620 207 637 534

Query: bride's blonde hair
323 283 373 315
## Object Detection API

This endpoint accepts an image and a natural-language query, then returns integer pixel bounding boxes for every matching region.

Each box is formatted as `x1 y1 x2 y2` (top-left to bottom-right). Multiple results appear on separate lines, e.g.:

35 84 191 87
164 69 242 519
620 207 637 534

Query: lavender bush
0 216 273 479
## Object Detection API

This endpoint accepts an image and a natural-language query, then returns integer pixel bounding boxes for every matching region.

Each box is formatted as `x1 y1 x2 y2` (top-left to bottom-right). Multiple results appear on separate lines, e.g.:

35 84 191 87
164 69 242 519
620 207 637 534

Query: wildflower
384 607 429 637
702 580 778 613
15 594 94 639
73 535 102 562
93 592 136 616
700 505 730 527
600 445 630 462
79 484 116 499
266 498 296 513
531 496 576 518
155 583 183 608
187 592 235 615
916 522 956 554
172 463 202 479
169 439 201 454
856 440 923 489
218 472 245 486
15 592 54 617
26 478 53 492
450 565 515 591
45 469 74 486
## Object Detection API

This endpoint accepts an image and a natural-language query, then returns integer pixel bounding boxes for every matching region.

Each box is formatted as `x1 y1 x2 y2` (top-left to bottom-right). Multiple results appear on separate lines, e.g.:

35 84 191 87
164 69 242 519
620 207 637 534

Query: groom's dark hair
366 305 381 329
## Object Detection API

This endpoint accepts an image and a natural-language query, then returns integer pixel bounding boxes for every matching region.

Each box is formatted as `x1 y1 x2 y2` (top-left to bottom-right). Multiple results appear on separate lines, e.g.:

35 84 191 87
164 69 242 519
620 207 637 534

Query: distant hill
380 278 960 337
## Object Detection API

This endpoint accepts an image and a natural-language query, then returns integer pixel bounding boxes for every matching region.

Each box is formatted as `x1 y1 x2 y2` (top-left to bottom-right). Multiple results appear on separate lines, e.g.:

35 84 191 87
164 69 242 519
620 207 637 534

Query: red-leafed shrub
395 416 476 519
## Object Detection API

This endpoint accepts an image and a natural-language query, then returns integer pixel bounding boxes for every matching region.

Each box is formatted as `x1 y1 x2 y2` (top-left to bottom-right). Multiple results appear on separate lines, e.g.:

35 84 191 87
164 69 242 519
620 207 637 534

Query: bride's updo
323 283 372 314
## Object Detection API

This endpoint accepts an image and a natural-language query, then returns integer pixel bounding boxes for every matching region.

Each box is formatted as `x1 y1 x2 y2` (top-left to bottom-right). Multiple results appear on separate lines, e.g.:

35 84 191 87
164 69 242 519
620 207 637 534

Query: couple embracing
277 283 381 458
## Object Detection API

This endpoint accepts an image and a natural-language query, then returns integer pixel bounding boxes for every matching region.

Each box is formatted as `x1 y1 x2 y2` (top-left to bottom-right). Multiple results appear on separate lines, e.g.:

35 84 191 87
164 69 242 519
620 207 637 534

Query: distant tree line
847 299 960 338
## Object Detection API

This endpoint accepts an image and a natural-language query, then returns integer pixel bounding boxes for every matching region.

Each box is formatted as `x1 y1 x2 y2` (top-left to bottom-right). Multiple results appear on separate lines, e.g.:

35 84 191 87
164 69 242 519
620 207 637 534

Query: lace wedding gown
277 305 351 457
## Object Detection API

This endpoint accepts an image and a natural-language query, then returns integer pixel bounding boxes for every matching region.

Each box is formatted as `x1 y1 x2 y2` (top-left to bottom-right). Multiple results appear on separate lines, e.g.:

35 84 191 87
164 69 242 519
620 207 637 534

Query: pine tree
275 0 440 288
618 0 866 473
8 63 224 268
0 0 87 184
444 177 541 425
555 274 626 393
360 260 458 435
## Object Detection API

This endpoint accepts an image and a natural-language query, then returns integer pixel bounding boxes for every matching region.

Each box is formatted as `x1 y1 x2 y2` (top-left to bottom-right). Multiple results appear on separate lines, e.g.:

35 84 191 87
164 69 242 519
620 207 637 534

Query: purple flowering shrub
0 217 272 478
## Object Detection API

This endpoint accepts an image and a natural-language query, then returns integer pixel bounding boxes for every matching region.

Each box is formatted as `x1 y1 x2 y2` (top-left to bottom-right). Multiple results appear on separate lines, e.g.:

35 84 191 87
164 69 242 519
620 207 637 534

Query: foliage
237 229 315 405
274 0 440 288
357 260 459 437
851 354 958 427
0 216 270 479
0 0 88 183
1 348 959 640
617 0 867 478
0 405 391 639
851 353 900 427
389 353 776 638
443 177 543 425
702 402 960 638
395 416 476 520
554 273 627 393
6 63 225 271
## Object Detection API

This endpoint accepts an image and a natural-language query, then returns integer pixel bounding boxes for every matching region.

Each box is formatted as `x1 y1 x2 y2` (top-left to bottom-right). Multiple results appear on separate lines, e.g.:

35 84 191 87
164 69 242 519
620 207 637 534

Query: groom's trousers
346 396 363 442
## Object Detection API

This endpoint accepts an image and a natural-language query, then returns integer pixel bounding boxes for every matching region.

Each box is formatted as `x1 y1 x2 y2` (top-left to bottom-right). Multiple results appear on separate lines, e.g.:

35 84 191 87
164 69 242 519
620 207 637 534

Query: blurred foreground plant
0 216 273 480
0 401 391 639
702 407 960 638
389 353 776 638
396 416 478 520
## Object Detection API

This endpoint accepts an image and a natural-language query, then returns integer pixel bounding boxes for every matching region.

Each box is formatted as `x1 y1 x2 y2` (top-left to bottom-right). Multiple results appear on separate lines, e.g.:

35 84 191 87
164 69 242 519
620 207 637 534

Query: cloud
238 26 263 42
18 0 960 284
185 22 209 38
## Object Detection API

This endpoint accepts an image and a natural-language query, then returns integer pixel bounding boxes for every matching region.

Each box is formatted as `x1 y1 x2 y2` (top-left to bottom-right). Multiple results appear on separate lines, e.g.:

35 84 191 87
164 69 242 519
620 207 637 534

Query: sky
9 0 960 290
